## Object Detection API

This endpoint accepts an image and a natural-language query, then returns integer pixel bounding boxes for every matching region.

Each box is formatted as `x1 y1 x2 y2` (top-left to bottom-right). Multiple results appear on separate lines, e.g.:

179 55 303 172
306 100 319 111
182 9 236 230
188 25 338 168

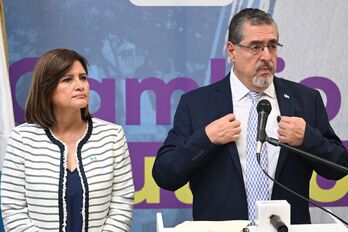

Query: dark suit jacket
152 74 348 224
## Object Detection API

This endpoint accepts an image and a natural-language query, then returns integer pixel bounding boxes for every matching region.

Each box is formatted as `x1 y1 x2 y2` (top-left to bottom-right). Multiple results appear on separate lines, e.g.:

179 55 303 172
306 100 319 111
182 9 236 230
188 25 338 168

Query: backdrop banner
3 0 348 231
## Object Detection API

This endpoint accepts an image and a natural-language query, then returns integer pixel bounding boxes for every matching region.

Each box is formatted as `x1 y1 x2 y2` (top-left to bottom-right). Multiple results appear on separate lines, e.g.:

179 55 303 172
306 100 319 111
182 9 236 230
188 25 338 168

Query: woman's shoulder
8 123 47 143
13 122 46 134
91 117 123 133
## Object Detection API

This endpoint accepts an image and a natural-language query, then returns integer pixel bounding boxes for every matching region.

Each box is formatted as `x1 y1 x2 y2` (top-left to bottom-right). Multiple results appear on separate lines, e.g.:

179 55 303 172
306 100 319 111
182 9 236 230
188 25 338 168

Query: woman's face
51 61 90 114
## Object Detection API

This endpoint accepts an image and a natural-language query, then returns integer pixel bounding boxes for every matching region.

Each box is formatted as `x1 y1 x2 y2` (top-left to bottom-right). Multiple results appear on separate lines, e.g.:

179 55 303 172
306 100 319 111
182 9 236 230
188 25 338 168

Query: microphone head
257 99 272 114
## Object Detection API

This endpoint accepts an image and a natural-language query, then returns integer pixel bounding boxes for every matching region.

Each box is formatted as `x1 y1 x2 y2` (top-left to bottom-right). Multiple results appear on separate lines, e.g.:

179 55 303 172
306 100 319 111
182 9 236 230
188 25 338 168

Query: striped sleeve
102 127 134 232
1 129 39 232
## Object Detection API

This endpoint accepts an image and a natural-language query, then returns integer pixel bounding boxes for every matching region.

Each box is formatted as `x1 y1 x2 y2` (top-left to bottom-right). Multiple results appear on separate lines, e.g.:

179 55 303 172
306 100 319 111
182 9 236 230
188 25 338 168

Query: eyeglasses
234 41 283 55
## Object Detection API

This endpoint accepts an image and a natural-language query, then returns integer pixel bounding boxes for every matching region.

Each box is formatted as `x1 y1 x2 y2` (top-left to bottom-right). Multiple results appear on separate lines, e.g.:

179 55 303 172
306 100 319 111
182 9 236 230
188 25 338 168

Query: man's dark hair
228 8 278 44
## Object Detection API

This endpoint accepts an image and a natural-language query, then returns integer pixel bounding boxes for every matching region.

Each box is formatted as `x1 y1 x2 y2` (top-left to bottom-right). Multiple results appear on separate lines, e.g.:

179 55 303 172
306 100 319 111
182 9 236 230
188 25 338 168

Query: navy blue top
66 169 83 232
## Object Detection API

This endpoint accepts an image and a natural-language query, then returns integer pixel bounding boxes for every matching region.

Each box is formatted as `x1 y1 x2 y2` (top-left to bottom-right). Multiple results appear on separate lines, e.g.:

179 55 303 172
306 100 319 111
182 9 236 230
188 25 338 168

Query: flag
0 0 14 170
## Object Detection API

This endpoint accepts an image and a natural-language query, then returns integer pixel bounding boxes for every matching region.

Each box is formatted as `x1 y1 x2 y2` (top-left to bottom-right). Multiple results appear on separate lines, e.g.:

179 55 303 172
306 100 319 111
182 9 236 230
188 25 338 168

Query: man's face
227 23 279 91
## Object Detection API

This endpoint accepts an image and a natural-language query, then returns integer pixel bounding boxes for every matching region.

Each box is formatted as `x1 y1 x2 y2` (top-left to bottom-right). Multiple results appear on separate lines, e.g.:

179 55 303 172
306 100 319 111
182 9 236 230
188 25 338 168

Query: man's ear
226 41 235 62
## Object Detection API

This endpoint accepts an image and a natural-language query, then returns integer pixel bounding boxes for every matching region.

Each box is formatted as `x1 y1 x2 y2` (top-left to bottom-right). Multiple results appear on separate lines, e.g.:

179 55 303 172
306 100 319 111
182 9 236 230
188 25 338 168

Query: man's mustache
257 61 273 72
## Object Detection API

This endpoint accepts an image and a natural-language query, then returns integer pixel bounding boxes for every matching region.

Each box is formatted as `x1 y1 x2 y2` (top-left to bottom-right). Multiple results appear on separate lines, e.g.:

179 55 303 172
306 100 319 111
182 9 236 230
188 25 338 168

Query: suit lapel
213 76 297 186
273 77 295 180
214 74 233 117
214 74 244 182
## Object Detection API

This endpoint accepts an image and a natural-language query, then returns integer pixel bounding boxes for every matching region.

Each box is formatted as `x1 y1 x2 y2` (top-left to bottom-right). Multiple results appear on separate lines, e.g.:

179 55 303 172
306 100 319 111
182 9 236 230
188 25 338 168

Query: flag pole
0 0 15 170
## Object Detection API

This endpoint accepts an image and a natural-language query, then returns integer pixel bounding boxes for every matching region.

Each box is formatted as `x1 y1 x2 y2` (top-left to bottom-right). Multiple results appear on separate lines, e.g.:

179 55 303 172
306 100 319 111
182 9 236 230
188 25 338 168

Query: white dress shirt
229 70 281 195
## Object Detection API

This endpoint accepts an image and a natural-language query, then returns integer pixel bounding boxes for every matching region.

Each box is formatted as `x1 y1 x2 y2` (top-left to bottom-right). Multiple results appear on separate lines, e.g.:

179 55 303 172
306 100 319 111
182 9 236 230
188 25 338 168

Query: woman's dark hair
25 48 91 128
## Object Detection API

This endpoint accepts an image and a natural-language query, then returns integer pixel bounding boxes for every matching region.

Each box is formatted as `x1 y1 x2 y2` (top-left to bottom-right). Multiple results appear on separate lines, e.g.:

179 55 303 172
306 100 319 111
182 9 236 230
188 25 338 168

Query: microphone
256 99 272 160
270 214 288 232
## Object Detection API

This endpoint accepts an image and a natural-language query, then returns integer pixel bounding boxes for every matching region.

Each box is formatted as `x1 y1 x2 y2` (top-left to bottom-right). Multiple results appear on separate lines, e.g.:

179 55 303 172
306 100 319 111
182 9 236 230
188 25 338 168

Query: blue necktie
246 92 269 223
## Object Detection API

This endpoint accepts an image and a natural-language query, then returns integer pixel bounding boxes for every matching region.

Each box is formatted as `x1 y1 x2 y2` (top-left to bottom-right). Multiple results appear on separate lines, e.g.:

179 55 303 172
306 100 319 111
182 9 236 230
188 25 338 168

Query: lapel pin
283 94 290 99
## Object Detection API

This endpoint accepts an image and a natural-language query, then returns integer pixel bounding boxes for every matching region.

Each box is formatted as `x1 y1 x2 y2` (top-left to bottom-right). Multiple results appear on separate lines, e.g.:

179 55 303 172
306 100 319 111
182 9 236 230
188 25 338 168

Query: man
152 8 348 224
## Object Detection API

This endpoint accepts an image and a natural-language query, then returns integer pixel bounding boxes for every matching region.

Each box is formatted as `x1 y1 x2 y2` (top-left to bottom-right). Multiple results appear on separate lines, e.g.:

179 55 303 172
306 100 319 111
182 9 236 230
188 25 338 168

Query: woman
1 49 134 231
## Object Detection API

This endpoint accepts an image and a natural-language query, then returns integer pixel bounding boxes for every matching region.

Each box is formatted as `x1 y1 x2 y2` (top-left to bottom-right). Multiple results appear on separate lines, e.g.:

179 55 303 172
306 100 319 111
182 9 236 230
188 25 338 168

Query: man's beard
252 73 273 88
252 61 274 88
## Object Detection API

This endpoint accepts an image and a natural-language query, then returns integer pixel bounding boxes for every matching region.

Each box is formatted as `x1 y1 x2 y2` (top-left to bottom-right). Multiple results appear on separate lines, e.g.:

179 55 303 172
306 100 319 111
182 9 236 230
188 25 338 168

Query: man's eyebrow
249 40 263 44
248 39 278 44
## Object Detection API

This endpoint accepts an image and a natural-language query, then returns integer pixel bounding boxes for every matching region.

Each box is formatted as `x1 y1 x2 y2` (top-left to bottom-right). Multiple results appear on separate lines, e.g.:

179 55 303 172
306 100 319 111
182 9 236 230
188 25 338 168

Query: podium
156 212 348 232
248 223 348 232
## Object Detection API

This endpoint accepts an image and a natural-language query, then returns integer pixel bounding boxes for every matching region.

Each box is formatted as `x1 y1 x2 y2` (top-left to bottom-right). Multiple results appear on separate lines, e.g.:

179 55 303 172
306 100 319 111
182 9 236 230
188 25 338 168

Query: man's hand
278 116 306 146
205 113 241 145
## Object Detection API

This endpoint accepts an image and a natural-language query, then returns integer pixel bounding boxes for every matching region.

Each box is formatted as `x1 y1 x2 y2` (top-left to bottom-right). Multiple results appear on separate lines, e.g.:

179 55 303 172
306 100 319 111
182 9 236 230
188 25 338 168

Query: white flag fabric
0 2 15 170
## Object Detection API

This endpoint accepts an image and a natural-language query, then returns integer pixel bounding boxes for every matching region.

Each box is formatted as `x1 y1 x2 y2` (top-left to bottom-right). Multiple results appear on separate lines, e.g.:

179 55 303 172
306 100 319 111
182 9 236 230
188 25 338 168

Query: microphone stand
267 137 348 174
257 137 348 226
